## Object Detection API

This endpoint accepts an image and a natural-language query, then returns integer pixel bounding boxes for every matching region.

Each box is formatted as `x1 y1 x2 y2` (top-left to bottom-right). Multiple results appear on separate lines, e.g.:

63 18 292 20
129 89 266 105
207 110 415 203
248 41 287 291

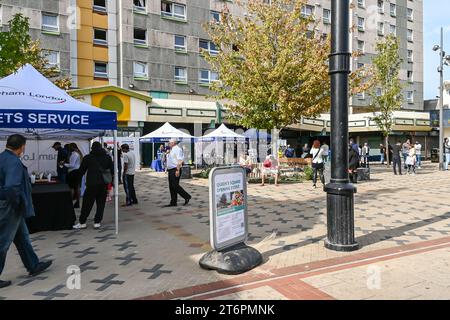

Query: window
199 70 219 84
134 28 147 46
407 49 414 63
174 35 186 52
133 62 148 79
407 91 414 103
93 0 107 13
357 17 365 31
357 0 365 8
389 24 396 35
134 0 146 13
174 66 187 82
377 22 384 36
42 13 59 33
301 5 315 18
323 9 331 24
44 51 60 70
94 62 108 78
407 8 413 21
376 88 382 97
407 70 413 82
378 0 384 14
199 39 218 55
93 28 107 46
357 40 365 53
210 11 221 23
390 3 396 16
0 5 3 25
407 29 413 42
161 1 186 20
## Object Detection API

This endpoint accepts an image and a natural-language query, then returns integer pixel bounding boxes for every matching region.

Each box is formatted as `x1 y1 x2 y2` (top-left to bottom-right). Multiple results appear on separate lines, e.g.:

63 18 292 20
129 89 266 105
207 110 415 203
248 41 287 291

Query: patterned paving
0 162 450 299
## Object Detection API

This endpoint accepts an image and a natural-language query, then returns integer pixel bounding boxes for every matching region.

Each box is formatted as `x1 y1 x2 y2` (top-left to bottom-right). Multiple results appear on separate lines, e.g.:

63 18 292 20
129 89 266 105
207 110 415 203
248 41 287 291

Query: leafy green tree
369 34 404 165
0 14 71 89
203 0 369 130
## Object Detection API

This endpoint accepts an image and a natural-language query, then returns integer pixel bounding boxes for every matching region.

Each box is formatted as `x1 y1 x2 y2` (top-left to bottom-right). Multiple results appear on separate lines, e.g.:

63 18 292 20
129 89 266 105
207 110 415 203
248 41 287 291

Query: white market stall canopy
140 122 195 143
0 64 117 139
200 124 247 142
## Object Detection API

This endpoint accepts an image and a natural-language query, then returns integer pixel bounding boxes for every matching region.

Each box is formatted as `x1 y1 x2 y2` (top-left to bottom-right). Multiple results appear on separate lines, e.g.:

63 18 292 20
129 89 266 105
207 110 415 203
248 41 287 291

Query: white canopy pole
113 130 119 234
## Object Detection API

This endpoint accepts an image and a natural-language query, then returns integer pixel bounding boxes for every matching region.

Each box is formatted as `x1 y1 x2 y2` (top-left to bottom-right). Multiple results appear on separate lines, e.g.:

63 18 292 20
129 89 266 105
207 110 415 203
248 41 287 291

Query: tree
0 14 71 89
203 0 369 130
369 34 404 166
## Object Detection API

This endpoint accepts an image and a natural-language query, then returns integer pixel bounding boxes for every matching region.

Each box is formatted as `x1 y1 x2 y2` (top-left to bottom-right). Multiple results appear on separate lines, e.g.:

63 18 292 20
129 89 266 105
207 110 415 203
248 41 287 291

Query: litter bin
181 165 192 179
431 148 439 163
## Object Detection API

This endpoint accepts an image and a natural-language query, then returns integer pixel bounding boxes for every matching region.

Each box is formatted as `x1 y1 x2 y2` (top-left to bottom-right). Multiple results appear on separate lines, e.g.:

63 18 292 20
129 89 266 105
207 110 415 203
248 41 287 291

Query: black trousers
124 174 137 205
80 184 107 224
393 157 402 175
168 168 191 205
312 166 324 185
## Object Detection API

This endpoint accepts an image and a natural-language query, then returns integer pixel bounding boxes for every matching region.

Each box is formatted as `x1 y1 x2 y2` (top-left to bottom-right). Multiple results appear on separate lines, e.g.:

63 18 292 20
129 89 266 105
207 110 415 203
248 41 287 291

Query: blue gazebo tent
0 64 121 233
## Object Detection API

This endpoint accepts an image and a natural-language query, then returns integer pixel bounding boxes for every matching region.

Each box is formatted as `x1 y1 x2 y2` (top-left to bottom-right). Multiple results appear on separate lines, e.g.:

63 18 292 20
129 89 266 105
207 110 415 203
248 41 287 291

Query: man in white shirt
121 144 138 206
164 139 191 207
414 141 422 169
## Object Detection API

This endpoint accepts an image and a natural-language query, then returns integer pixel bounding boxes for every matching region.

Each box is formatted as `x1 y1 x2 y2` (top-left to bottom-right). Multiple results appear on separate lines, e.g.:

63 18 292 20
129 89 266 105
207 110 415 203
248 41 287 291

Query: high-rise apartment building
0 0 423 111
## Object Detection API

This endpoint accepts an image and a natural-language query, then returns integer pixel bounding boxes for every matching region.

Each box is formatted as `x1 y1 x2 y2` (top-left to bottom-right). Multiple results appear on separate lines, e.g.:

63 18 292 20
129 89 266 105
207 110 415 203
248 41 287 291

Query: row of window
356 89 415 103
92 60 219 85
134 62 219 85
356 16 415 42
303 2 415 23
355 39 415 63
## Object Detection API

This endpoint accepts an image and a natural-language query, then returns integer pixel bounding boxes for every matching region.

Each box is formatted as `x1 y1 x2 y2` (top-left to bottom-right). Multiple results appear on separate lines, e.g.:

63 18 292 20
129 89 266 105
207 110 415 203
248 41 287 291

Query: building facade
0 0 427 163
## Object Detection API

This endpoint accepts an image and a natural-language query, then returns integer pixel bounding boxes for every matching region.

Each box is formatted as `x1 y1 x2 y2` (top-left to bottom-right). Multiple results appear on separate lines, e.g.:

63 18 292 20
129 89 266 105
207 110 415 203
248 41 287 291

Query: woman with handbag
310 140 325 189
73 142 113 230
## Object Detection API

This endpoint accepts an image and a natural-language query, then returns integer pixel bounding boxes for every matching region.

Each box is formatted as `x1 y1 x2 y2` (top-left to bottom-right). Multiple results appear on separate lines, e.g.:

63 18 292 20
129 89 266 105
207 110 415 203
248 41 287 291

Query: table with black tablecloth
27 183 76 234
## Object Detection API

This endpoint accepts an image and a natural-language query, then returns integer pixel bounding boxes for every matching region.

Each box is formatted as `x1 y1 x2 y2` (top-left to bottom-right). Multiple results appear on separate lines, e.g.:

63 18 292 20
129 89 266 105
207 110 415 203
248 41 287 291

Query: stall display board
209 166 248 251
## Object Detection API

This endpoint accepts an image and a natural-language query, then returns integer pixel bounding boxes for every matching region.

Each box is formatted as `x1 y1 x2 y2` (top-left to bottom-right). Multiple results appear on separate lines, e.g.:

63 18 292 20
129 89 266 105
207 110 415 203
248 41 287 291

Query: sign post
199 166 262 274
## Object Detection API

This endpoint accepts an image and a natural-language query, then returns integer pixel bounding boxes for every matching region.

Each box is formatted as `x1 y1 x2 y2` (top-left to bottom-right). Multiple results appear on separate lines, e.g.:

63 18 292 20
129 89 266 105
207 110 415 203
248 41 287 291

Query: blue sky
424 0 450 99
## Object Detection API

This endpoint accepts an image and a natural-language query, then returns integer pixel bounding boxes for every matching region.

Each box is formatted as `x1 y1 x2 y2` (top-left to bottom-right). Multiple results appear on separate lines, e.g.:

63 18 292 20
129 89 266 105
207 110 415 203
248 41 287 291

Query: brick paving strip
136 236 450 300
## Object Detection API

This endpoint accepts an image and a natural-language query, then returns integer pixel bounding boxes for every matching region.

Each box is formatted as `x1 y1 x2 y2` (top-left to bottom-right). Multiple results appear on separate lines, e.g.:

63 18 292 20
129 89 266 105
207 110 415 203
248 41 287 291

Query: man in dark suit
52 142 68 183
0 135 53 289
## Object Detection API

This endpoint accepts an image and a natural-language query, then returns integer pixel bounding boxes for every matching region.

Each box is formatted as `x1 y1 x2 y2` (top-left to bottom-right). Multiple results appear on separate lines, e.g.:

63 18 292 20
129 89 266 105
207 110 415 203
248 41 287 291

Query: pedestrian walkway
1 162 449 300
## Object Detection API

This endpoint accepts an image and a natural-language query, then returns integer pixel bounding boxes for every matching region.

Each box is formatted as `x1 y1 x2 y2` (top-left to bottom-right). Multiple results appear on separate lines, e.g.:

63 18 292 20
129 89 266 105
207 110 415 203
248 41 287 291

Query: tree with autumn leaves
203 0 370 130
0 14 71 89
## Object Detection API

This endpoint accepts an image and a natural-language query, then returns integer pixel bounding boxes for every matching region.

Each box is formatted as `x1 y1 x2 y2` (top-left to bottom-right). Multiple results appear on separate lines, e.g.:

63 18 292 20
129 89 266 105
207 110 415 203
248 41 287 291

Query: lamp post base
324 182 359 252
324 239 359 252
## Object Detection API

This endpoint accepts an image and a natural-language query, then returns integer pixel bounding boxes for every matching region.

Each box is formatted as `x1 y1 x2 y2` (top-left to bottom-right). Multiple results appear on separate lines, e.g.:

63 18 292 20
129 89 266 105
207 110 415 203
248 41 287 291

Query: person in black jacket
73 142 113 230
348 145 360 184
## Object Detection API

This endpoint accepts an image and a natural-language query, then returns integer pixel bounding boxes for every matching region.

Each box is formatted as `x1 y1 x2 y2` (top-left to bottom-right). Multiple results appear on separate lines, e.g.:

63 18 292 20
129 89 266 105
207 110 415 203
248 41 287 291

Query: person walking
402 139 411 170
164 139 191 207
414 141 422 169
348 144 360 184
362 143 370 168
301 144 310 158
406 144 417 175
379 144 386 165
65 143 83 208
444 138 450 171
52 142 68 183
121 144 138 206
73 142 113 230
0 135 53 288
321 142 330 163
115 143 123 184
310 140 325 189
392 141 403 175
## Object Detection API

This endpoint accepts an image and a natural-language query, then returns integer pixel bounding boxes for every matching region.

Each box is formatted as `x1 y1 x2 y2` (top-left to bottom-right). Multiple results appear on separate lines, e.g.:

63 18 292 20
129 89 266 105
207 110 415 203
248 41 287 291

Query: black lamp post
324 0 359 252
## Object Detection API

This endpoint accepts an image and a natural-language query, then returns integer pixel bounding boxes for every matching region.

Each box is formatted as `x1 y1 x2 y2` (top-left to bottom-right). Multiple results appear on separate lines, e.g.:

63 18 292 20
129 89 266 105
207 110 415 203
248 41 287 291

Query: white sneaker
73 223 87 230
93 223 101 230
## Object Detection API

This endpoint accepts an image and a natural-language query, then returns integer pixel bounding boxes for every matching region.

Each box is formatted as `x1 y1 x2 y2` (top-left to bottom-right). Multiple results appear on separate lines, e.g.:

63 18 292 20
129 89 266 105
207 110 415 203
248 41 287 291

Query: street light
324 0 359 252
433 27 450 171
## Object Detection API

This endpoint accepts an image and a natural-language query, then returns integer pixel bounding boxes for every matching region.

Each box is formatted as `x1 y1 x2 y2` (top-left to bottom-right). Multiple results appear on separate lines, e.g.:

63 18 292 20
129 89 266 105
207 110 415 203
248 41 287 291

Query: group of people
379 139 422 175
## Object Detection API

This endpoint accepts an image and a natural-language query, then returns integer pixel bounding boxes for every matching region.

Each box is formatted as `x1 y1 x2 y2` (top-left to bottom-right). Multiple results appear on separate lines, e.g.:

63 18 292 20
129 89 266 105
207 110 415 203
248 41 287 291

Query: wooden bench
279 158 312 169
